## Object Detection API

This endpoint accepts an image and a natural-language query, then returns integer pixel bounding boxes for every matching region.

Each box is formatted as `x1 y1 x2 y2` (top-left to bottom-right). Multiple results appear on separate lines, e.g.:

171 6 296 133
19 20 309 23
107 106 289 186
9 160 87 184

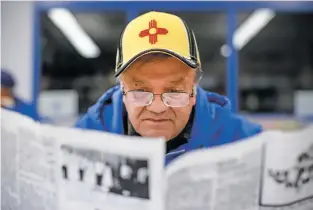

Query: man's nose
146 95 168 113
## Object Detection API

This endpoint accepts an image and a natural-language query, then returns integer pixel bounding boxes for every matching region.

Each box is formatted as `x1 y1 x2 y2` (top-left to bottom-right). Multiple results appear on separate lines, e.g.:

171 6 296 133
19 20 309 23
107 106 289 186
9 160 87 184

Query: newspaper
1 108 313 210
1 109 165 210
260 126 313 210
165 127 313 210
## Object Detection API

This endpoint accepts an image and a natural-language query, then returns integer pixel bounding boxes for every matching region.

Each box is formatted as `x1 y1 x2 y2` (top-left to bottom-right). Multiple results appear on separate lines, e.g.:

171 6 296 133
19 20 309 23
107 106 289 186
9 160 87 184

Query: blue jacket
75 85 262 165
2 97 41 121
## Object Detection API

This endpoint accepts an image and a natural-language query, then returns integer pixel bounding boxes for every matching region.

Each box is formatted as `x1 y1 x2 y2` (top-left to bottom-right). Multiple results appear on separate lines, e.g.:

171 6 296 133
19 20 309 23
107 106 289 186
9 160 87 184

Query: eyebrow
130 78 145 86
133 79 143 83
130 76 186 85
170 76 186 84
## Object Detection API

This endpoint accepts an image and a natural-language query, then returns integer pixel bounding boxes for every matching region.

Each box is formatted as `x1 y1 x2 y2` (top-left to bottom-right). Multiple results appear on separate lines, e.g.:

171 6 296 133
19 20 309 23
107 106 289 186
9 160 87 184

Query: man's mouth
143 119 171 123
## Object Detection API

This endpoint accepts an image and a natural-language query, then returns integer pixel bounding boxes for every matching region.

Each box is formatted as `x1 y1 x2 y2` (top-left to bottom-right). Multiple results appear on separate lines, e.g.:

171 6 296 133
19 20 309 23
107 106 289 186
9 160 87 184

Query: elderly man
76 11 262 164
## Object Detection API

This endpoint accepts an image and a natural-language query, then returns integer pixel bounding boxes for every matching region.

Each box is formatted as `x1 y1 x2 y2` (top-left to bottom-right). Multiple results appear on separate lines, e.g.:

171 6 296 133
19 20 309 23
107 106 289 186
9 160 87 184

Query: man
94 159 105 188
1 69 39 120
60 146 70 180
118 158 133 196
102 162 114 193
76 11 262 164
133 160 149 199
77 155 88 182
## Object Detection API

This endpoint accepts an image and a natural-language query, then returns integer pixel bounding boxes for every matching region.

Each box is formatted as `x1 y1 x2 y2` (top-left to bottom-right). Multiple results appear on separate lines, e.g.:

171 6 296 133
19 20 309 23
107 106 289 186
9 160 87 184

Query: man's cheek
135 107 146 117
128 106 143 119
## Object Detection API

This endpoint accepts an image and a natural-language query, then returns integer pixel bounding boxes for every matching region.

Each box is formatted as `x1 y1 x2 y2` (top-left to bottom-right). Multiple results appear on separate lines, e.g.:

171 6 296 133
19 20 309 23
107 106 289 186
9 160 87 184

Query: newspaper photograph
49 126 165 210
60 144 150 209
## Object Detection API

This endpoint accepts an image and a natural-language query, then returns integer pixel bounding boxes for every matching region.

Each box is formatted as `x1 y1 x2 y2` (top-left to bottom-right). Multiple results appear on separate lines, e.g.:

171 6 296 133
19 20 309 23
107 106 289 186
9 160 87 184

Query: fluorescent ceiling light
48 8 100 58
234 9 276 50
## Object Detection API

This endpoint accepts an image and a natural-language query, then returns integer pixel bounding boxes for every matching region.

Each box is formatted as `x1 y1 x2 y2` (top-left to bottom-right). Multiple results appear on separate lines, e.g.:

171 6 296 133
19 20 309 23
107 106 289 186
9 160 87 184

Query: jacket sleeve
75 104 104 131
236 116 263 139
75 114 93 129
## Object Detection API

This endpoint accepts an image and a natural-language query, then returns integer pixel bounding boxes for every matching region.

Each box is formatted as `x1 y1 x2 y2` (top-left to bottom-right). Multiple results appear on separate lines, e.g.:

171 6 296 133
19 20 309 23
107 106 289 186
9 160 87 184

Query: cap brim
114 49 198 77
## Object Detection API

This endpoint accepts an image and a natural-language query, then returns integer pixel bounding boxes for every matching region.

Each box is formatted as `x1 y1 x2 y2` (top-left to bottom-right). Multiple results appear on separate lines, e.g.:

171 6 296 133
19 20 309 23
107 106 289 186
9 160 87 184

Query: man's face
1 87 15 107
121 55 196 141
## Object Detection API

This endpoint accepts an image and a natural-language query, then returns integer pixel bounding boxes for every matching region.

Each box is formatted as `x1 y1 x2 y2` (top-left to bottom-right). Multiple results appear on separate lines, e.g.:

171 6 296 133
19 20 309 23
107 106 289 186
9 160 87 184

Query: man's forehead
127 75 188 84
123 65 194 81
121 56 196 85
128 55 191 72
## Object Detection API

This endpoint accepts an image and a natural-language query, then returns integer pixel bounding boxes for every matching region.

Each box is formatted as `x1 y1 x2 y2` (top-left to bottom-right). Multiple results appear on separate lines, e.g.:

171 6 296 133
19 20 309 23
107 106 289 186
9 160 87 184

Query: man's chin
137 122 175 140
139 130 172 141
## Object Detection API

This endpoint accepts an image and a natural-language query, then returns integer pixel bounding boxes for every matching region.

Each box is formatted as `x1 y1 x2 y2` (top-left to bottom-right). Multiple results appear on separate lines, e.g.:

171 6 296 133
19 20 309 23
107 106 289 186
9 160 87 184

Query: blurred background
2 1 313 129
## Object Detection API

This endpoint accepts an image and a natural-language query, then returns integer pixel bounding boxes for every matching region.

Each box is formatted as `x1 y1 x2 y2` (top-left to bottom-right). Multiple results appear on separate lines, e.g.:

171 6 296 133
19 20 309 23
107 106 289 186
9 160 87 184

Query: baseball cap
114 11 201 77
1 69 15 88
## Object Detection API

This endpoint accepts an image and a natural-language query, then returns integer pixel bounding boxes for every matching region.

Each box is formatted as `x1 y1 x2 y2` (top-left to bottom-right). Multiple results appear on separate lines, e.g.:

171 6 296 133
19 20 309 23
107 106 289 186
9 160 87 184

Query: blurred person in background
1 69 40 120
76 11 262 164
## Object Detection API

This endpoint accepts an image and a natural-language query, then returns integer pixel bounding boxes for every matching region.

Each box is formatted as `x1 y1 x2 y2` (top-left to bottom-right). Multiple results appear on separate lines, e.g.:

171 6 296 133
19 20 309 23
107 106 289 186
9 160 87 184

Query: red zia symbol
139 19 168 44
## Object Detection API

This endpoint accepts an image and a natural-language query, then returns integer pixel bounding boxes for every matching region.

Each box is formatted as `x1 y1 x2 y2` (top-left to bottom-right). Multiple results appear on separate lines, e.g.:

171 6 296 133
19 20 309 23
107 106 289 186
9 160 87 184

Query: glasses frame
122 88 195 107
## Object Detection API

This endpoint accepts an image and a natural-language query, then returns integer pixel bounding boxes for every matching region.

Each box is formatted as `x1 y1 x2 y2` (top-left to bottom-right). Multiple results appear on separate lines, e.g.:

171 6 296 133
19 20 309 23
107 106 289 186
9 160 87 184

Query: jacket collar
110 87 124 134
165 86 216 163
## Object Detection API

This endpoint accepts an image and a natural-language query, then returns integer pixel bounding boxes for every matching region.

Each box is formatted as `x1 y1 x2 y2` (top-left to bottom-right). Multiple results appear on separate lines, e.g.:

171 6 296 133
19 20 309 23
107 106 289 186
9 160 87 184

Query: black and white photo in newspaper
164 132 272 210
49 126 165 210
60 145 150 200
260 126 313 210
1 109 59 210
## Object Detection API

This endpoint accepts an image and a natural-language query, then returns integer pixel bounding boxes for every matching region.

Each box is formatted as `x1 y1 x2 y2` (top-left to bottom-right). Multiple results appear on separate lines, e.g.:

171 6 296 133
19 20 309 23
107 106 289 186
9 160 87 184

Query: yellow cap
114 11 201 77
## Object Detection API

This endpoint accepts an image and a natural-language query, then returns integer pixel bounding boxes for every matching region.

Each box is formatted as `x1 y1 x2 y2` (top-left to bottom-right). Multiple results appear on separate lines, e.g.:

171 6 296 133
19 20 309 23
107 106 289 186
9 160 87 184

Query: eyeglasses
123 90 194 108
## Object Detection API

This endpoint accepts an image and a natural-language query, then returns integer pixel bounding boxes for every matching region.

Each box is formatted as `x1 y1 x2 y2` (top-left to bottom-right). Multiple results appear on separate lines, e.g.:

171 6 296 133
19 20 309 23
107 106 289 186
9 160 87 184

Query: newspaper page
165 131 278 210
1 109 166 210
41 123 165 210
1 108 59 210
260 125 313 210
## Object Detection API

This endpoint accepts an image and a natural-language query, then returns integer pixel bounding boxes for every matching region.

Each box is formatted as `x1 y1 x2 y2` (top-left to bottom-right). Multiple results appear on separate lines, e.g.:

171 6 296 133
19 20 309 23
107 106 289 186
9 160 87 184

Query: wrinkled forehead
120 54 195 86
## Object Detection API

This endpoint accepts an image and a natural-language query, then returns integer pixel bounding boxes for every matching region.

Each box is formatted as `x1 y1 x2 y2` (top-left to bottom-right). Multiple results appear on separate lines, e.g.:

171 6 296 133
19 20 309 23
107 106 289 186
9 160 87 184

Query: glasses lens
126 91 153 106
162 92 190 107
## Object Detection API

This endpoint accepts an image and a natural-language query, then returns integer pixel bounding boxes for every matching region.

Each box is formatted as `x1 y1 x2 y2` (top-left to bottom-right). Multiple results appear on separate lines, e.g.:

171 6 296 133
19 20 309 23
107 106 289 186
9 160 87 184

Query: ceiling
40 10 313 81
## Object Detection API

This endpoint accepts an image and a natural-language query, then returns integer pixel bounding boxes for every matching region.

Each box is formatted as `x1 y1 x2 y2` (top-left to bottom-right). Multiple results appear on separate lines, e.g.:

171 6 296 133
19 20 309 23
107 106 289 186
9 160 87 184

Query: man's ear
193 86 197 95
190 86 197 106
121 87 126 104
